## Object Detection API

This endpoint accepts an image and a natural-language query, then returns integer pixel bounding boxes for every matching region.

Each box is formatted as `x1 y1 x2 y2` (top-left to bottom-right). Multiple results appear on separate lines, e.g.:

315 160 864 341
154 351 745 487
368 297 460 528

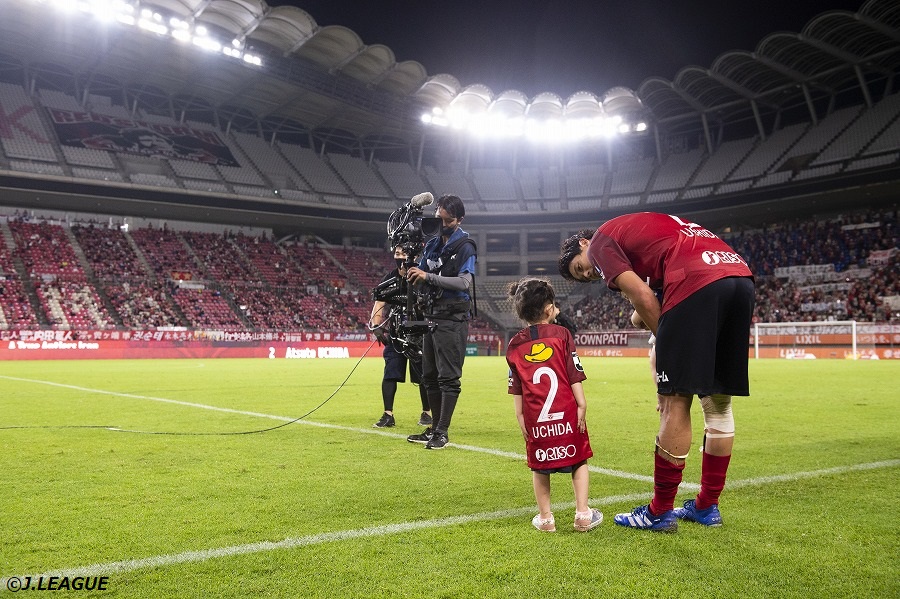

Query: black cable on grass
0 339 378 436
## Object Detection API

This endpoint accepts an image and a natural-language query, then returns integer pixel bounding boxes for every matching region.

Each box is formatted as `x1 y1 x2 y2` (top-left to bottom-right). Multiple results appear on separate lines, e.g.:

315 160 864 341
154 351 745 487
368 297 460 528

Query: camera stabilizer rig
371 192 441 358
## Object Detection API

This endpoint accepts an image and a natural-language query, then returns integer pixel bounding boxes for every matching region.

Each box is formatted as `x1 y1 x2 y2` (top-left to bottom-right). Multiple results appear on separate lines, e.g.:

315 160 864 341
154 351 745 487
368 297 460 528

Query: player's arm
513 394 528 441
571 381 587 433
614 270 661 334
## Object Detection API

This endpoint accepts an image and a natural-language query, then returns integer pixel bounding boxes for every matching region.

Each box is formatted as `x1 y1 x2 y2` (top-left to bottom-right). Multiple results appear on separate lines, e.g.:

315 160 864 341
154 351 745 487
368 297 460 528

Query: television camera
371 192 441 358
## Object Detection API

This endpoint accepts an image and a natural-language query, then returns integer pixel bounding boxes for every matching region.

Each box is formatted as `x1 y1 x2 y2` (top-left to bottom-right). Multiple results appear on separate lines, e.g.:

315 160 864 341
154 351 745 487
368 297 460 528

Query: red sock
649 452 685 515
695 452 731 510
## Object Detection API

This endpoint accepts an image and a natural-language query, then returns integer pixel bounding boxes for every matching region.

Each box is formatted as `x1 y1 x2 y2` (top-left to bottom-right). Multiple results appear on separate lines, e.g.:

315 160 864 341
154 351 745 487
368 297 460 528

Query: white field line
2 376 899 581
0 375 659 485
5 460 899 582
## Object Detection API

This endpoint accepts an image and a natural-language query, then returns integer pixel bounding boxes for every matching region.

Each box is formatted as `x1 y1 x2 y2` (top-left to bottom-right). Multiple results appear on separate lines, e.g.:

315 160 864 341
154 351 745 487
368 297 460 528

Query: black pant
421 316 468 434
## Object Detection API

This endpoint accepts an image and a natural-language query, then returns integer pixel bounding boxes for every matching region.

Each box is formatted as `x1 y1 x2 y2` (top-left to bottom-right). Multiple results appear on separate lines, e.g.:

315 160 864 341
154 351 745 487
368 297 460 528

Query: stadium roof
0 0 898 147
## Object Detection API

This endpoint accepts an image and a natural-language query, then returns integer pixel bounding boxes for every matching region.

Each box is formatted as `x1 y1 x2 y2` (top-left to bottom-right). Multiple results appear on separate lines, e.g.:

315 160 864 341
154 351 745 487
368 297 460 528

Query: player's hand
577 405 586 433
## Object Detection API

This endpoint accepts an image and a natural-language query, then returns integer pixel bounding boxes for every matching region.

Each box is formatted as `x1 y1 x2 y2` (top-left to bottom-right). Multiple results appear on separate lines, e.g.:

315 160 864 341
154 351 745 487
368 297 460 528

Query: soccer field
1 356 897 598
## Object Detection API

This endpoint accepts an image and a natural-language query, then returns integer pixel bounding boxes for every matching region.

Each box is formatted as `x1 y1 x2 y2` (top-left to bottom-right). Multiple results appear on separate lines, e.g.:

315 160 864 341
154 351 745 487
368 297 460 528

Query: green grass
1 357 898 598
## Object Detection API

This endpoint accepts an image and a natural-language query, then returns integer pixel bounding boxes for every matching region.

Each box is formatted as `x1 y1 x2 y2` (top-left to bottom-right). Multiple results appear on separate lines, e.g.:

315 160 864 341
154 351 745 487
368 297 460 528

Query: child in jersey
505 277 602 532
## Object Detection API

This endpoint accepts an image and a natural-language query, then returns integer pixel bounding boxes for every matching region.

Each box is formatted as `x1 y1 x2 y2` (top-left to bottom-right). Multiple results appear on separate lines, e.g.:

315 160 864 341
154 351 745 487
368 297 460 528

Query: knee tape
700 394 735 438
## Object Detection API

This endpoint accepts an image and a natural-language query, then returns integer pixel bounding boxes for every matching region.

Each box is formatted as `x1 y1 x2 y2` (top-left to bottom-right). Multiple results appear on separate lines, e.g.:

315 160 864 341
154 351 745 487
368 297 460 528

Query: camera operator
369 245 432 429
405 194 476 450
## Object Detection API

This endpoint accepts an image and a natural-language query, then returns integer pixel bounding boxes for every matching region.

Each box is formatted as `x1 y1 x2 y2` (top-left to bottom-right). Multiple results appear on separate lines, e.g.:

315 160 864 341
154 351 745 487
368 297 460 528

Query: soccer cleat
417 411 433 426
373 413 395 428
613 504 678 533
673 499 723 527
424 432 449 450
406 427 433 444
532 513 556 532
573 508 604 532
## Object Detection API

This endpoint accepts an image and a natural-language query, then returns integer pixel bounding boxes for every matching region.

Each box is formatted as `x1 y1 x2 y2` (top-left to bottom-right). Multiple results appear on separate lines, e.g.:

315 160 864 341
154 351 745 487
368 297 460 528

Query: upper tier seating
328 153 392 197
375 160 431 199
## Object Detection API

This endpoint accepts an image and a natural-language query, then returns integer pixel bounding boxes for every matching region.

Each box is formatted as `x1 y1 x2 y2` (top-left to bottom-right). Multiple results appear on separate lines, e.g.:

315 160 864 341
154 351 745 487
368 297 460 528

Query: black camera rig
371 193 440 358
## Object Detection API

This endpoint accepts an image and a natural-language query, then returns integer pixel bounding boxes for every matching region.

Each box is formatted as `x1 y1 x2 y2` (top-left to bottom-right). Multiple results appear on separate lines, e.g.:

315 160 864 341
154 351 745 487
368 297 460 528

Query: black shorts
655 276 755 397
383 342 423 383
532 460 587 475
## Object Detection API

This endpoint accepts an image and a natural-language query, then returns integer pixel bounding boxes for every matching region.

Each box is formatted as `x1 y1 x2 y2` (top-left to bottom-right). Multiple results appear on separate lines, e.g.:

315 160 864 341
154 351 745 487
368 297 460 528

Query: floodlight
40 0 263 67
53 0 76 12
505 117 525 137
467 115 487 137
193 36 221 52
138 18 167 35
421 113 433 124
635 122 648 132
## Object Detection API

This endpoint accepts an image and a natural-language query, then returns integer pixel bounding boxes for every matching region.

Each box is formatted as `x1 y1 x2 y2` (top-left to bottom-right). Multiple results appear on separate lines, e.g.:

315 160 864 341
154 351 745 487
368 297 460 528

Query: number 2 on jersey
533 366 563 422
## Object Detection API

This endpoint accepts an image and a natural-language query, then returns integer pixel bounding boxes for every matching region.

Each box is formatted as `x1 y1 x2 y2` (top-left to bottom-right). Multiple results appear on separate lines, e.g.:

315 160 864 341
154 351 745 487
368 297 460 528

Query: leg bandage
700 394 735 439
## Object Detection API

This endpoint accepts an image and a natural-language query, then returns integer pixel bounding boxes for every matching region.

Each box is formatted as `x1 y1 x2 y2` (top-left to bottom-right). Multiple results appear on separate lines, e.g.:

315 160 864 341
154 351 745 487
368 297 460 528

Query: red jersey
588 212 753 314
506 323 592 470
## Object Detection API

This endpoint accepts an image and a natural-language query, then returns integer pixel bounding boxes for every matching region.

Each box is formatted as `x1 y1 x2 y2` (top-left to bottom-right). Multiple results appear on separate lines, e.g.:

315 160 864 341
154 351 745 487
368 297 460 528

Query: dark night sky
266 0 865 97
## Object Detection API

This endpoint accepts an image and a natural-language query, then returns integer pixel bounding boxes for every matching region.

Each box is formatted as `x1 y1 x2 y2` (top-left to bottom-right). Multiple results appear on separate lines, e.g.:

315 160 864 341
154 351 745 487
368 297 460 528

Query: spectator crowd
0 206 896 335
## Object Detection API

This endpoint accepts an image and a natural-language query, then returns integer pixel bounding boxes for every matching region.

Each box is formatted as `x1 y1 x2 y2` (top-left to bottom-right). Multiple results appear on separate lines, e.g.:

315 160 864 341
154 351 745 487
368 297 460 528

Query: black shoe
417 411 433 426
425 432 449 450
407 427 433 443
373 413 395 428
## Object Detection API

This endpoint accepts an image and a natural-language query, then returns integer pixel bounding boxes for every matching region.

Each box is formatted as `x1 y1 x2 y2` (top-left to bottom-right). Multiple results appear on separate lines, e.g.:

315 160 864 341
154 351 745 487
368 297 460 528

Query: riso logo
535 445 577 462
702 250 746 266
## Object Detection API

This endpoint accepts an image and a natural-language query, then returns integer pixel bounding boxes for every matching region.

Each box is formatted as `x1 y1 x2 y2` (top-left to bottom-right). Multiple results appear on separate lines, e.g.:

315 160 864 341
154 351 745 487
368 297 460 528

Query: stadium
0 0 898 597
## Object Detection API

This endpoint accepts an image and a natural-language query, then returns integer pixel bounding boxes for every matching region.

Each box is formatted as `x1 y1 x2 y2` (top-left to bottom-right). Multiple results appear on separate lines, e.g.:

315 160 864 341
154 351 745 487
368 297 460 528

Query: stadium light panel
52 0 76 12
37 0 264 68
420 103 647 143
193 36 221 53
138 17 167 36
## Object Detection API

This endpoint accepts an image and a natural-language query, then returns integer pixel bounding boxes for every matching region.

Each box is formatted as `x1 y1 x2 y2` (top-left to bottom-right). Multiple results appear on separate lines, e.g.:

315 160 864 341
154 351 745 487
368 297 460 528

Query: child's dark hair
507 277 556 324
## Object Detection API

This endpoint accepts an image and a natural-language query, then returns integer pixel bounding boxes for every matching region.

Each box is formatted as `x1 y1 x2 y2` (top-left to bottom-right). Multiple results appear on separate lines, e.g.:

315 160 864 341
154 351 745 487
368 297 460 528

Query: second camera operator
405 194 476 450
